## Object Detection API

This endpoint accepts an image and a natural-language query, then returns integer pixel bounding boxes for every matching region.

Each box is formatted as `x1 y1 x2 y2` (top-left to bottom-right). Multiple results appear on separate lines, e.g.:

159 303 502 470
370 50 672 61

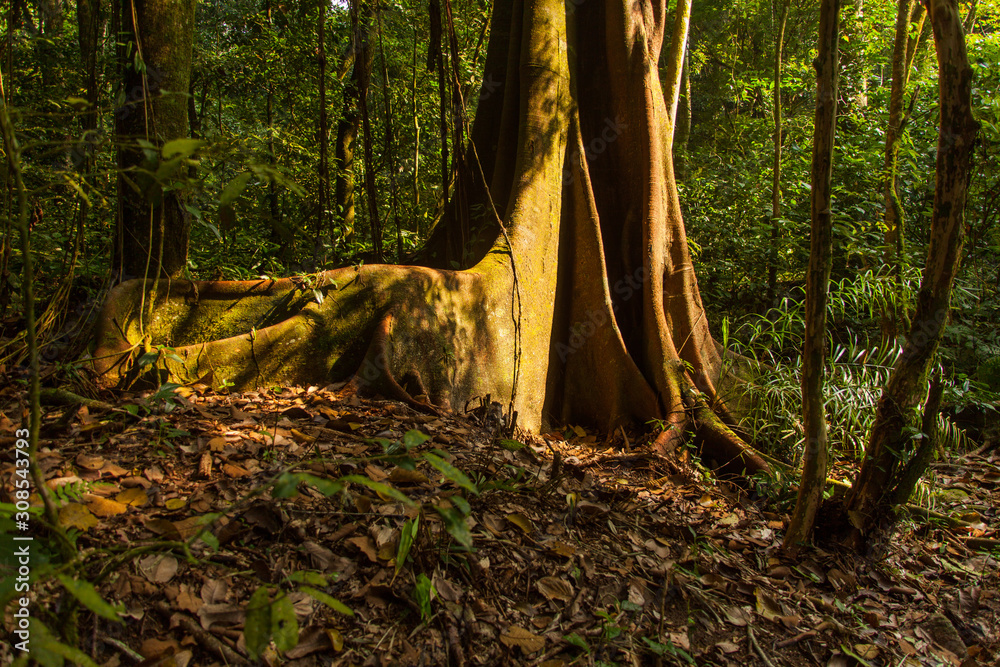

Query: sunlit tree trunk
94 0 771 478
783 0 840 555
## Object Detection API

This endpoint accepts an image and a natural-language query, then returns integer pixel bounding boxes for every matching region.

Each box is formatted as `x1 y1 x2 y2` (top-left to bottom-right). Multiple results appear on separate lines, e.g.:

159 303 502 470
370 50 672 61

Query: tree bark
355 0 381 262
114 0 196 280
93 0 770 478
843 0 977 550
783 0 840 555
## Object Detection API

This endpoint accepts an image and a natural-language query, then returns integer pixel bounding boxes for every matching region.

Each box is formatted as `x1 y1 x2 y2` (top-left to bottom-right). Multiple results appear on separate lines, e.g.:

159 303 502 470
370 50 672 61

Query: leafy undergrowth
1 382 998 666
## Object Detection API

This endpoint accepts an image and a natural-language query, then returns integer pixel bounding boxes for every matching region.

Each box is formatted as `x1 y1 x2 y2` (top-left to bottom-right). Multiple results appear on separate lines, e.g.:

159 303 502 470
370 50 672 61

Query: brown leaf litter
0 380 998 666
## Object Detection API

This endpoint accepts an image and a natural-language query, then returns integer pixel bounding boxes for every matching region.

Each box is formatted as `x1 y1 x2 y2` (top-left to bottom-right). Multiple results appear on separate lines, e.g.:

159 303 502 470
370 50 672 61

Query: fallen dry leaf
499 626 545 654
59 502 99 531
536 576 573 602
86 495 129 517
138 554 179 584
116 487 149 507
75 453 105 471
506 512 534 534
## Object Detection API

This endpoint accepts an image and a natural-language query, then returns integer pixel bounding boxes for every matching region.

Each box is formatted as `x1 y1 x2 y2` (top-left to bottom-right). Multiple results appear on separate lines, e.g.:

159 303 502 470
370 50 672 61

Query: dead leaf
388 467 430 484
536 576 573 602
138 554 179 584
198 453 212 478
499 626 545 654
723 605 751 627
197 603 244 630
99 463 130 478
506 512 534 535
164 498 187 510
303 541 336 571
59 502 99 531
222 463 250 478
144 519 183 541
201 579 228 604
116 487 149 507
348 535 378 563
715 641 740 654
76 453 105 471
854 644 879 660
755 588 783 622
86 495 129 517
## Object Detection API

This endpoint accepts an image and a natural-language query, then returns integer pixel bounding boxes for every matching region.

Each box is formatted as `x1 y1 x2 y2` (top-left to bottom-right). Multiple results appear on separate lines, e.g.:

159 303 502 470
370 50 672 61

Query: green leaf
299 585 354 617
270 593 299 652
402 429 430 449
273 472 301 498
154 155 185 181
563 632 590 653
434 505 473 548
245 586 272 660
296 473 343 497
151 383 181 400
31 618 101 667
414 573 435 623
56 574 122 622
162 138 207 159
423 452 478 496
219 172 252 206
499 439 526 451
451 495 471 515
340 475 415 506
288 571 327 587
395 516 419 576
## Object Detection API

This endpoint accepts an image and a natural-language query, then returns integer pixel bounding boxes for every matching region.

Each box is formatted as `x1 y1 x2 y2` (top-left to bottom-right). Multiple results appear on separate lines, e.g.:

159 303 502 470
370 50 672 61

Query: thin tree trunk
376 9 401 260
430 0 449 242
844 0 977 550
675 49 691 154
880 0 917 341
767 0 789 306
355 0 381 261
334 9 360 248
412 24 420 234
317 0 329 253
783 0 841 555
663 0 691 141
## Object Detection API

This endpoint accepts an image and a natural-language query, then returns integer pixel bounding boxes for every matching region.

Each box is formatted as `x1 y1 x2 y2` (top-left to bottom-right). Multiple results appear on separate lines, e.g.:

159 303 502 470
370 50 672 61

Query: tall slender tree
767 0 789 306
783 0 841 555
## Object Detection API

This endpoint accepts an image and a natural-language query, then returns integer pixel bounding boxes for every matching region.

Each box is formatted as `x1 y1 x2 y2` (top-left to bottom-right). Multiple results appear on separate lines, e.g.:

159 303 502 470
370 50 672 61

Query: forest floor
1 380 998 667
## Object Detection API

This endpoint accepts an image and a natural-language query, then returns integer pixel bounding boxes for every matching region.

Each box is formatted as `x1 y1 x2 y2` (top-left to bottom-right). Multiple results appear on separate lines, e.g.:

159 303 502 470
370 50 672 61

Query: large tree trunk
113 0 196 280
92 0 769 476
783 0 840 555
842 0 977 549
